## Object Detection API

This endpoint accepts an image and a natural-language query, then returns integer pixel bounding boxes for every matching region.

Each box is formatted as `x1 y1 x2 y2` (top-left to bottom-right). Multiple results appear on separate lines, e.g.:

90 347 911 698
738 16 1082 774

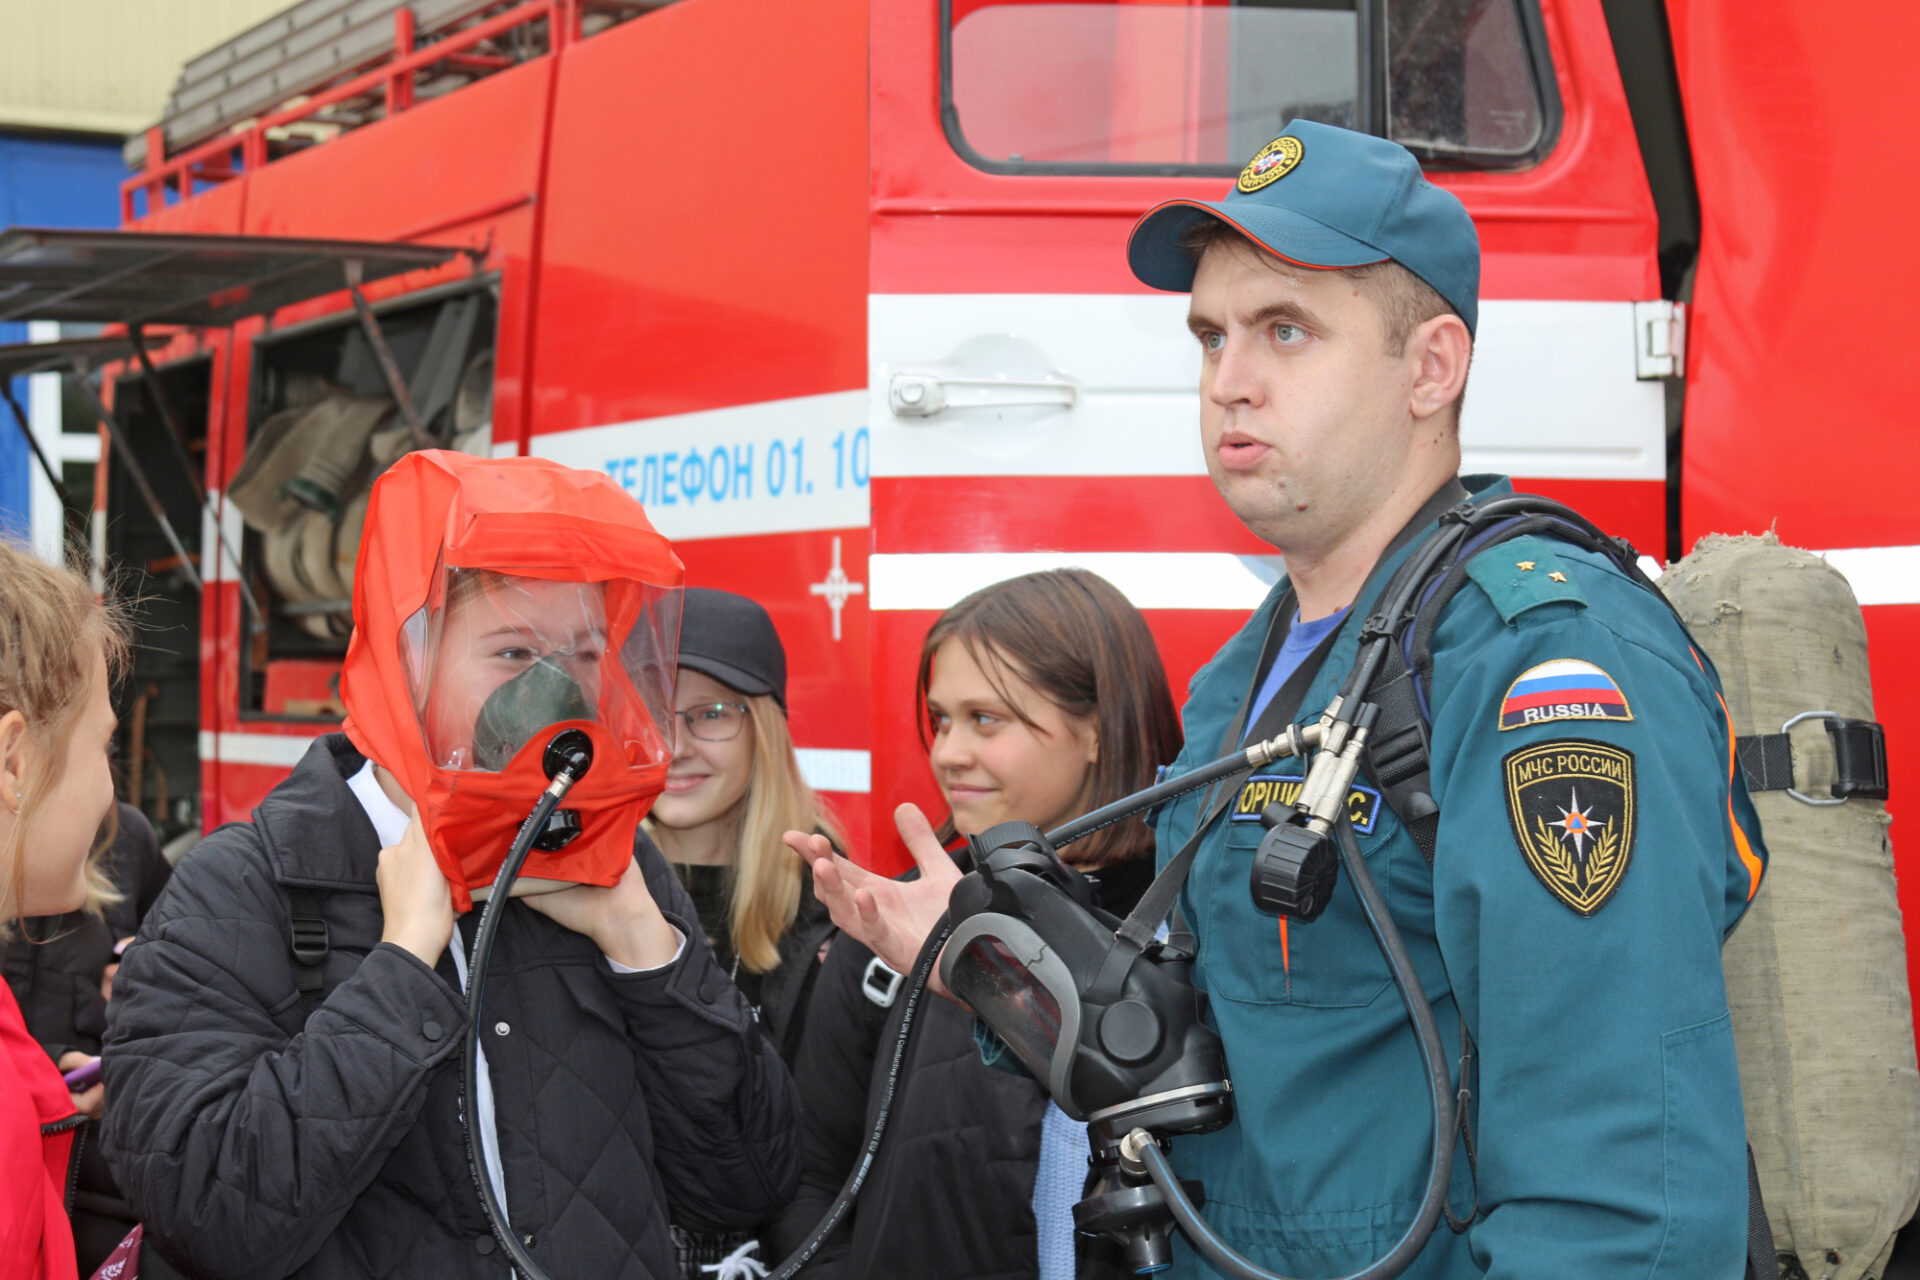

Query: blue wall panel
0 132 125 536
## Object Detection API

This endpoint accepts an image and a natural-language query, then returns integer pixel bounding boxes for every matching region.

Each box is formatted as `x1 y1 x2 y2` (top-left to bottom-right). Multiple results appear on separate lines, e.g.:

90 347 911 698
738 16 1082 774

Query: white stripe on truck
201 732 875 793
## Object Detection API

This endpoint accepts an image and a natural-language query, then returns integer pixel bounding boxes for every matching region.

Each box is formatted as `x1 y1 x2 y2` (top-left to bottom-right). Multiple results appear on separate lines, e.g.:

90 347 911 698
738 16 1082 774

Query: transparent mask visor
949 933 1066 1080
399 566 682 772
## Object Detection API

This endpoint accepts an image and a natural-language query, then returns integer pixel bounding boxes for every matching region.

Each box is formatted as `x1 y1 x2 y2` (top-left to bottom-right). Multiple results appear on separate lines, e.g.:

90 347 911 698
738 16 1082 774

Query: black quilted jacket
100 735 800 1280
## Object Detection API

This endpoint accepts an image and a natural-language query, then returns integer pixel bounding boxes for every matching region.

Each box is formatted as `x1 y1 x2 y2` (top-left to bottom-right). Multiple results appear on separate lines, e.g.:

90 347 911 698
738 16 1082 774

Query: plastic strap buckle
289 916 329 968
1825 716 1889 800
861 956 904 1009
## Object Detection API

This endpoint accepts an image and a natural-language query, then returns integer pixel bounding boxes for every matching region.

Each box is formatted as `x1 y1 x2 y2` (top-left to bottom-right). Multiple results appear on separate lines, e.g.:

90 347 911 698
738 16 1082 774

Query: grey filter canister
472 660 592 772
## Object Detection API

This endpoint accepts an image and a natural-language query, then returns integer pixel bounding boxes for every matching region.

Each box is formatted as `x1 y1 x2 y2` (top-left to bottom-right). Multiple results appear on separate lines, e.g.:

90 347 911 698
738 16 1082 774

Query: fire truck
7 0 1910 1031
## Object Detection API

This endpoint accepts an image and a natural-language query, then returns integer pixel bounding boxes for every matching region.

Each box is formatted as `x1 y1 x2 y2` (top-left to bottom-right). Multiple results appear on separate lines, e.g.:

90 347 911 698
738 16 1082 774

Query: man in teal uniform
804 119 1765 1279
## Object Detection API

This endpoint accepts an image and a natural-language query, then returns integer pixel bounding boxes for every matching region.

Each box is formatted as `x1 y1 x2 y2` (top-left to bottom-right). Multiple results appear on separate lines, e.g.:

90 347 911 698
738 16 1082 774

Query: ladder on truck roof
125 0 670 173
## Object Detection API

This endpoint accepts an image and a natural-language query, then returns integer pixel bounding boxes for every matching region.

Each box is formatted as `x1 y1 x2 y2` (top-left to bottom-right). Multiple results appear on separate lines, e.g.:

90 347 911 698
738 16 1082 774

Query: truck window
943 0 1555 174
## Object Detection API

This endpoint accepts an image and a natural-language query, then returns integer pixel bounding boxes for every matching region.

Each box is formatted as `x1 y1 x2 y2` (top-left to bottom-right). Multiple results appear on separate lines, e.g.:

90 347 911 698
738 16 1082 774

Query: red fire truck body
105 0 1916 1009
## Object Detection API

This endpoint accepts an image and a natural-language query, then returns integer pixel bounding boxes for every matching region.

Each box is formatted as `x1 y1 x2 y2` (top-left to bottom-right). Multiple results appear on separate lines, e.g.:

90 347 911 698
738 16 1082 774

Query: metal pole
72 364 203 594
127 327 207 505
344 259 435 449
125 328 263 629
0 379 72 511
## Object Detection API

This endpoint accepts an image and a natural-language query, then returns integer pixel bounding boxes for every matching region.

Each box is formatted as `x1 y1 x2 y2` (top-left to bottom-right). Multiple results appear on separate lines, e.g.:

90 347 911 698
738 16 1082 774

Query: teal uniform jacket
1151 476 1766 1279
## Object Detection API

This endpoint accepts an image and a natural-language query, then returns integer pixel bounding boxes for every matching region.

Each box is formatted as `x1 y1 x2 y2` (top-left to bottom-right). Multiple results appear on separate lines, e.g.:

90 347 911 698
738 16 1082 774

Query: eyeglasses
674 701 750 742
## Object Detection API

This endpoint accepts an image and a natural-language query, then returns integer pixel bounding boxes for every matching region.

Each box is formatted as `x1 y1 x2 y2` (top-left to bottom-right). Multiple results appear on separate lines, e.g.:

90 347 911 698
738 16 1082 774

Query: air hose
462 737 591 1280
767 918 955 1279
1128 814 1457 1280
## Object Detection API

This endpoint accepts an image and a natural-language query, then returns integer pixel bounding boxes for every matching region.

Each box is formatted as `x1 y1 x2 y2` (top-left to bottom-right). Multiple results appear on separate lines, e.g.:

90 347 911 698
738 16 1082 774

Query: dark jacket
664 848 836 1278
663 854 835 1072
772 855 1153 1280
100 735 800 1280
1 802 171 1275
754 871 835 1070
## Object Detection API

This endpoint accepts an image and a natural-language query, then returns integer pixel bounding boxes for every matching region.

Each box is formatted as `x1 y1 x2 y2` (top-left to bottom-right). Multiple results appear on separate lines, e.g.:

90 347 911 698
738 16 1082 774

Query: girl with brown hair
773 567 1182 1280
0 539 126 1280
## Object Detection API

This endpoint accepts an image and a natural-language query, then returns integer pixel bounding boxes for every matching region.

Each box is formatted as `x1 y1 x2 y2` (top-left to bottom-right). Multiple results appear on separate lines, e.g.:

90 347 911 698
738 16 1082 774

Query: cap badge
1237 136 1304 193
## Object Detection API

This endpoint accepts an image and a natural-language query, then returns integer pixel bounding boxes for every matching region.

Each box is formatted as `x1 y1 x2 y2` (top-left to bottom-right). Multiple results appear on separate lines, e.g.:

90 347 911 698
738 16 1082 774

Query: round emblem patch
1237 137 1304 193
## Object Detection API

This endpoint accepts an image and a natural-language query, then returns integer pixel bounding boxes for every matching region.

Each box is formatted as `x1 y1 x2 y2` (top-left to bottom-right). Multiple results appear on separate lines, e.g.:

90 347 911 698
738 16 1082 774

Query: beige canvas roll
1663 532 1919 1280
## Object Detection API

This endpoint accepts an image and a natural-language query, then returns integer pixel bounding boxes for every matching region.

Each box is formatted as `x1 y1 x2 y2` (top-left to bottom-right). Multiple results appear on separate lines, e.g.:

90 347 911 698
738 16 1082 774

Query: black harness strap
1736 717 1889 799
286 885 330 1016
1736 735 1799 794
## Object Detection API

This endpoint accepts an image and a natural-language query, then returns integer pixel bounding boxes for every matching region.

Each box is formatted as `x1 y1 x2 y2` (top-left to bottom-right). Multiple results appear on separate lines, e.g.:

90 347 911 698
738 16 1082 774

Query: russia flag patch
1498 659 1633 731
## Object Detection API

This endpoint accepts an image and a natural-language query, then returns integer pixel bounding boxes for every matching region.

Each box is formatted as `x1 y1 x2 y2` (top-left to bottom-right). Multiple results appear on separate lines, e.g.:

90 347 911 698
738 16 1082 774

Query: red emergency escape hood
341 450 685 911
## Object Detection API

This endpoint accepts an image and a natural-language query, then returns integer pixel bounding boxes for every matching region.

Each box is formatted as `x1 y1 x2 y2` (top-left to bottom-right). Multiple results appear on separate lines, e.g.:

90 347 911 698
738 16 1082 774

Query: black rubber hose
768 917 956 1279
1050 742 1283 849
1135 815 1456 1280
461 760 585 1280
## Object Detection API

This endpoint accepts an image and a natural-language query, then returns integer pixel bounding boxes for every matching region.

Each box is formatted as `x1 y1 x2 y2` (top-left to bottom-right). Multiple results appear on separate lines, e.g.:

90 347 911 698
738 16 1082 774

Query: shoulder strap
1363 508 1659 863
1745 1144 1777 1279
284 885 330 1015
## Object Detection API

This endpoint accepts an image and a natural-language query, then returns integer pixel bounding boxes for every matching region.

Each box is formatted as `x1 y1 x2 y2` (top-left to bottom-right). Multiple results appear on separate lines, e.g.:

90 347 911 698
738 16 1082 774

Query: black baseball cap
676 587 788 711
1127 119 1481 335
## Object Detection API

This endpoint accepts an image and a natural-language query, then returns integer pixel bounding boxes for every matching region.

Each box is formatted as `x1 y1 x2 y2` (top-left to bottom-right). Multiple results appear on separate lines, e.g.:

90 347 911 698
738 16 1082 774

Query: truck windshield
944 0 1553 173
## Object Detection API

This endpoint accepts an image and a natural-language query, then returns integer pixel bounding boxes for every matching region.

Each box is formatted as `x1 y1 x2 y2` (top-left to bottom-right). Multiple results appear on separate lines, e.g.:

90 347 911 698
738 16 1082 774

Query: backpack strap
284 885 330 1016
1744 1143 1778 1280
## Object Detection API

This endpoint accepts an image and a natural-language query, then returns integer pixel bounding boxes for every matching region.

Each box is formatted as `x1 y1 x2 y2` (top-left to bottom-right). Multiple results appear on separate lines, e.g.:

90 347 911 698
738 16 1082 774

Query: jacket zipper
42 1112 87 1213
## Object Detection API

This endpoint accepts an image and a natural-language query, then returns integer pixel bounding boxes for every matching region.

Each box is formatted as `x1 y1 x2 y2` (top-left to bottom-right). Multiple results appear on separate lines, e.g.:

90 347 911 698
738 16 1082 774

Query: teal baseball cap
1128 119 1481 336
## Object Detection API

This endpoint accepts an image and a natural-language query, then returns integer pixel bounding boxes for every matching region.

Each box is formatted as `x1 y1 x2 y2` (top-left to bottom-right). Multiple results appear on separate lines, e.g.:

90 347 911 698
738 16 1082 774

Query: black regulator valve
1248 802 1339 921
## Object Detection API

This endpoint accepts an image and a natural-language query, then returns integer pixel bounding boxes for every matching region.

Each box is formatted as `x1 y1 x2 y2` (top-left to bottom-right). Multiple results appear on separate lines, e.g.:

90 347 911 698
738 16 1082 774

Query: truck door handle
887 371 1078 419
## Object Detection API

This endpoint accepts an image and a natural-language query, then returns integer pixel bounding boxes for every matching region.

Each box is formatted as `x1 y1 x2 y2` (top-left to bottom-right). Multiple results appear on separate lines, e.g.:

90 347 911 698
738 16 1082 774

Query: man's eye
1200 331 1224 352
1273 323 1306 344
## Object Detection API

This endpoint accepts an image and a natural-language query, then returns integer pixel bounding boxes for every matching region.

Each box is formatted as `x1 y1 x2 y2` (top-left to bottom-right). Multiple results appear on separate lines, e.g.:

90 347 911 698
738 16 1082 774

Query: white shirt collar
345 758 411 848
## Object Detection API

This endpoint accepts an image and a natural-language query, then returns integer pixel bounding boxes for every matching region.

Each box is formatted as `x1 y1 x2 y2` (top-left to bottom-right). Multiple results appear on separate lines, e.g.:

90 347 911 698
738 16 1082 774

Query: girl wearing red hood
99 452 800 1280
0 539 126 1280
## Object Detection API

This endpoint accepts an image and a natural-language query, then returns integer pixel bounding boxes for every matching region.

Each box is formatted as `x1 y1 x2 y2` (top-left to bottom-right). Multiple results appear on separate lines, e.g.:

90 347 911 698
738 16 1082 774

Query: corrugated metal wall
0 0 293 137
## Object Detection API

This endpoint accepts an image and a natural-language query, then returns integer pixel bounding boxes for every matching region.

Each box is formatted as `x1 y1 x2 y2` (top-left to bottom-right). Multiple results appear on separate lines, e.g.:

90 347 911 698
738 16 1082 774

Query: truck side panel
526 0 874 849
1670 0 1920 1049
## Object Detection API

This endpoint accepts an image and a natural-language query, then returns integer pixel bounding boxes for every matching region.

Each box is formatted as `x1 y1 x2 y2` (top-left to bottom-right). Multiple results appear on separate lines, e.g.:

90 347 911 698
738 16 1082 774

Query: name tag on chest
1229 773 1384 835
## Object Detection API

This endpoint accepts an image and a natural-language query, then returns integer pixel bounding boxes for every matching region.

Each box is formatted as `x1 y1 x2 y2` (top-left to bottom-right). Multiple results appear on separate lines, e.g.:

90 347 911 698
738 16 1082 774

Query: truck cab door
866 0 1668 865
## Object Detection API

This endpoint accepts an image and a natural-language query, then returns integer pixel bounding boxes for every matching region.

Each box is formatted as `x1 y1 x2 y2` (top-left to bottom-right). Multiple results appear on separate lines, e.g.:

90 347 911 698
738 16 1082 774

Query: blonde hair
646 693 845 973
0 539 128 925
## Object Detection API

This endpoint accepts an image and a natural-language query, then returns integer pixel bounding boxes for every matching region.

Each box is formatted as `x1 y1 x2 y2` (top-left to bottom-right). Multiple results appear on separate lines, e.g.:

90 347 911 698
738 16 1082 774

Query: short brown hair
0 539 128 921
915 569 1183 866
1177 217 1457 357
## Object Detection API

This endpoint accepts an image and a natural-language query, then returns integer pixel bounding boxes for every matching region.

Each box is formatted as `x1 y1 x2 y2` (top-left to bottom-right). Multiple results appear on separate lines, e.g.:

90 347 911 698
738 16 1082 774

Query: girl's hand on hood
525 855 682 970
378 812 458 965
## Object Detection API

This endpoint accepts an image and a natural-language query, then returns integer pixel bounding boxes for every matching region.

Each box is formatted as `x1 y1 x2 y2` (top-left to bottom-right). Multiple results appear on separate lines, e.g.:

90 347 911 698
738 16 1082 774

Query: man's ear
1408 313 1472 424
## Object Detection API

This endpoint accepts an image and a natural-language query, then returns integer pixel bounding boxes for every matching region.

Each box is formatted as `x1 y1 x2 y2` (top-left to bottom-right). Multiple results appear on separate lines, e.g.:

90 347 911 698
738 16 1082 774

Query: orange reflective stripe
1278 916 1291 973
1715 689 1764 901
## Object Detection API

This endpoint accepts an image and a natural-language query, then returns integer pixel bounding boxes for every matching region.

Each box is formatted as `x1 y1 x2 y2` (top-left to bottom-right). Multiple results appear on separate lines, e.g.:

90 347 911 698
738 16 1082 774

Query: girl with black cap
646 588 845 1279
